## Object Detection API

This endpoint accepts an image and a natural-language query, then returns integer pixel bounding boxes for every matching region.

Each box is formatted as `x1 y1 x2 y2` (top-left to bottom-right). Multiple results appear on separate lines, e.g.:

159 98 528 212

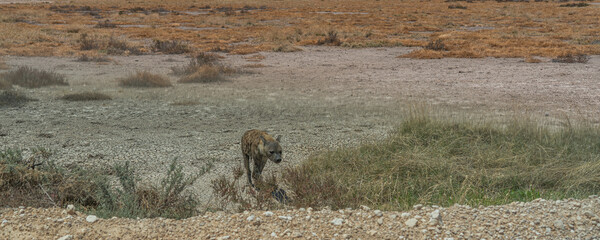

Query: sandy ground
1 46 600 238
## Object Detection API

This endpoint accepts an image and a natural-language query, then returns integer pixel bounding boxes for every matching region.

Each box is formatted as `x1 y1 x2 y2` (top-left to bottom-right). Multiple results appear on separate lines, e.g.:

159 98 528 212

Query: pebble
374 210 383 217
271 232 277 238
405 218 418 228
86 215 98 223
264 211 274 217
361 205 371 211
401 212 410 218
553 220 565 230
278 216 292 221
66 205 76 215
377 218 384 225
331 218 344 226
57 235 73 240
246 215 255 221
414 204 423 210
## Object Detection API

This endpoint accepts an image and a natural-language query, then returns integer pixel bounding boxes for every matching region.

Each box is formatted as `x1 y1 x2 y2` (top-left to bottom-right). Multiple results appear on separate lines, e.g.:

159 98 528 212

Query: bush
152 39 190 54
92 159 202 219
119 71 172 88
316 30 342 46
60 92 112 101
424 39 447 51
78 33 143 55
0 90 35 107
280 114 600 210
172 53 237 83
552 54 589 63
1 66 68 88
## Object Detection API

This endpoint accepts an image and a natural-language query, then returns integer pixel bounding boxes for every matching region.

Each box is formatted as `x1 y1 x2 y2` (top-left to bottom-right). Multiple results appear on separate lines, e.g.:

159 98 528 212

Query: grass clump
316 30 342 46
78 33 143 55
0 79 11 90
172 53 237 83
424 39 447 51
1 66 68 88
119 71 172 88
152 39 190 54
552 54 589 63
92 159 202 219
60 92 112 101
0 90 35 107
282 114 600 210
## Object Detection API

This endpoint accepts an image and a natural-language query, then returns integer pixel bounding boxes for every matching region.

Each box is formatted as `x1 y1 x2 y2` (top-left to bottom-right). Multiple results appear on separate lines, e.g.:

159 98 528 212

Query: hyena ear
276 135 282 142
259 135 267 143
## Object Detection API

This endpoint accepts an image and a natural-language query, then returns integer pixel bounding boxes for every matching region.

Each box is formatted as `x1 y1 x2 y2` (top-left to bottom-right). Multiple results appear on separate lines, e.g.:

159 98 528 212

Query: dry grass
119 71 172 88
60 92 112 101
173 53 238 83
0 90 35 107
1 66 68 88
525 56 542 63
0 0 599 58
152 39 190 54
78 33 144 55
0 79 11 90
0 58 8 70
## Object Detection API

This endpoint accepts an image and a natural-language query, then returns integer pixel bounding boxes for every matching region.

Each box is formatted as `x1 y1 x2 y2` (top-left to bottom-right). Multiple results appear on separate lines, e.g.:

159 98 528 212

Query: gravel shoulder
1 46 599 238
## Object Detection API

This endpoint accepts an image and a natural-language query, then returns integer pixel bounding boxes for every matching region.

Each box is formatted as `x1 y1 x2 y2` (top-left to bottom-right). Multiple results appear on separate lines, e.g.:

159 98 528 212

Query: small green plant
92 159 202 219
119 71 172 88
152 39 190 54
60 92 112 101
1 66 68 88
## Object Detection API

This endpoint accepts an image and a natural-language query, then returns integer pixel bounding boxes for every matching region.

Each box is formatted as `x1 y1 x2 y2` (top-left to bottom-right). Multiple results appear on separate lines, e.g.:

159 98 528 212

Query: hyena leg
252 161 266 182
243 153 253 186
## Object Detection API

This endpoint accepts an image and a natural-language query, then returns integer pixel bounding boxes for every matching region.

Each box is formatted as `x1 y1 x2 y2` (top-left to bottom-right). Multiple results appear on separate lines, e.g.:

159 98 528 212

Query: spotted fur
241 129 282 187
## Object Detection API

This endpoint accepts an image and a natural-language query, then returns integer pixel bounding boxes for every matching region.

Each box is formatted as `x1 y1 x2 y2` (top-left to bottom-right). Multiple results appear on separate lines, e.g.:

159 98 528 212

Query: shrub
172 53 237 83
78 33 143 55
552 54 589 63
152 40 190 54
1 66 68 88
78 33 102 51
119 71 172 88
316 30 342 46
0 90 35 107
424 39 447 51
95 20 117 28
448 4 467 9
60 92 112 101
92 159 202 219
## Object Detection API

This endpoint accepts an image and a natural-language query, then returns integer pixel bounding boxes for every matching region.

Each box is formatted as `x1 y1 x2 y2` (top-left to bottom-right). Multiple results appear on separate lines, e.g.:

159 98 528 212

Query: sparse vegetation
172 53 238 83
559 3 589 7
0 57 8 70
152 39 190 54
60 92 112 101
78 33 144 55
95 20 117 28
448 4 467 9
0 79 11 90
0 90 35 107
119 71 172 88
1 66 68 88
425 39 447 51
273 44 302 52
552 54 589 63
525 56 542 63
316 31 342 46
77 54 111 62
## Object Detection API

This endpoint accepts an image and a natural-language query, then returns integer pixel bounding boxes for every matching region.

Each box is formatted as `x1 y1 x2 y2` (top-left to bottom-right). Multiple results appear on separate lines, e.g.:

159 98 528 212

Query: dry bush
316 31 342 46
60 92 112 101
77 54 111 62
552 54 589 63
78 33 103 51
424 39 447 51
171 53 221 76
172 53 237 83
273 44 302 52
0 79 11 90
448 4 467 9
1 66 68 88
78 33 143 55
0 90 35 107
152 40 190 54
119 71 172 88
398 49 444 59
524 56 542 63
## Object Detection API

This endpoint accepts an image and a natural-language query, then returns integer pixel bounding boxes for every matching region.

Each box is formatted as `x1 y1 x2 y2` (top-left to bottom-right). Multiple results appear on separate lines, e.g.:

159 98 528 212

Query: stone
264 211 274 217
278 216 292 221
377 218 384 225
405 218 418 228
361 205 371 211
86 215 98 223
246 215 255 221
413 204 423 210
217 236 230 240
401 212 410 218
271 232 278 238
331 218 344 226
553 220 565 230
374 210 383 217
66 205 76 215
57 235 73 240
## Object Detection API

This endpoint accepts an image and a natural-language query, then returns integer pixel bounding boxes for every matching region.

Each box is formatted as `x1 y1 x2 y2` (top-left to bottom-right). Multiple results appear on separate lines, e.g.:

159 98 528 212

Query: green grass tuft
285 114 600 210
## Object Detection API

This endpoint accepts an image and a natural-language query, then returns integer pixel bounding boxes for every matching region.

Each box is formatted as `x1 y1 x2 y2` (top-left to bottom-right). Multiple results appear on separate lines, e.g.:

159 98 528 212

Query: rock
217 236 230 240
291 231 303 238
374 210 383 217
331 218 344 226
86 215 98 223
361 205 371 211
377 218 384 225
271 232 278 238
583 211 599 219
1 219 7 227
264 211 274 217
246 215 255 221
401 212 410 218
413 204 423 210
553 220 565 230
429 209 443 226
278 216 292 221
66 205 76 215
390 214 397 219
405 218 418 228
57 235 73 240
368 230 377 236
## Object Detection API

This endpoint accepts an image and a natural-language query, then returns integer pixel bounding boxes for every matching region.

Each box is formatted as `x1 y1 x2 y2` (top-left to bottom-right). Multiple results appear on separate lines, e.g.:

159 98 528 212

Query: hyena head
259 135 282 164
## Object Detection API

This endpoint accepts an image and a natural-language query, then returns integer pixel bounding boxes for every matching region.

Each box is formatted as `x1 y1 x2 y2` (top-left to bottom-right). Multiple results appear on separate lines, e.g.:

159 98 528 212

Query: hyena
241 129 282 187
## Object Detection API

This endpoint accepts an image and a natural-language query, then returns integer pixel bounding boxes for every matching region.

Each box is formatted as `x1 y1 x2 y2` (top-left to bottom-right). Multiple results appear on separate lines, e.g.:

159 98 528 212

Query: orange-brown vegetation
0 0 598 59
